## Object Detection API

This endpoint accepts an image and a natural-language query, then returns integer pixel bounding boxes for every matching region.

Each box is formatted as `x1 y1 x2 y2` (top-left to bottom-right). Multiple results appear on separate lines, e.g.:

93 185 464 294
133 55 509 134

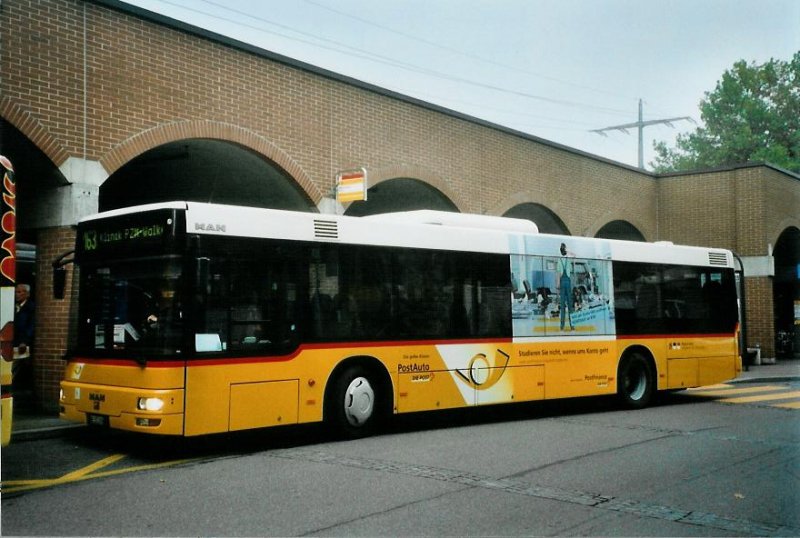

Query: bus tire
617 351 655 409
325 364 383 438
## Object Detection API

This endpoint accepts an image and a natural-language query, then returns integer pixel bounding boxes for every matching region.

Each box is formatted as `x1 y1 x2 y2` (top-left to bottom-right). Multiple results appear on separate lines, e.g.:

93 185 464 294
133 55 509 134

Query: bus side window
475 253 512 337
612 262 639 333
614 262 663 334
195 241 304 354
309 245 353 340
614 261 737 336
636 283 661 319
194 261 229 351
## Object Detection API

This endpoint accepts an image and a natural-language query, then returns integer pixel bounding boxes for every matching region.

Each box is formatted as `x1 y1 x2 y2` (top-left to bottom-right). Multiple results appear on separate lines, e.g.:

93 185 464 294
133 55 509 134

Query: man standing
558 243 574 332
13 283 34 380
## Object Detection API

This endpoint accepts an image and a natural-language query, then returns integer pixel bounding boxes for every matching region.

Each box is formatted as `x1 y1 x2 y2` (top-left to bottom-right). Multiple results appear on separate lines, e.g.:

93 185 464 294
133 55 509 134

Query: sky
121 0 799 170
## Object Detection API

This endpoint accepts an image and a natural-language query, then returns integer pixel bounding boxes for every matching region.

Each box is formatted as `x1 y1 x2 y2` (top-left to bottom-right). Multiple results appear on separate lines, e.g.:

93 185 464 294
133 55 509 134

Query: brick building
2 0 798 411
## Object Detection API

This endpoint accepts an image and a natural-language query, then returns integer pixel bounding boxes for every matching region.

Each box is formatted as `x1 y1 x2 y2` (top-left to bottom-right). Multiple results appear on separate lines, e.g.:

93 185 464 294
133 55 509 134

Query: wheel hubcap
343 376 374 426
626 366 647 401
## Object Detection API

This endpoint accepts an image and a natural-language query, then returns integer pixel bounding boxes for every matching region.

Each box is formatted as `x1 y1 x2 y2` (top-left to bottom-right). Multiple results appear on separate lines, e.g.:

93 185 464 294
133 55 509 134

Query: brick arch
488 191 567 218
361 164 467 211
99 120 323 204
488 192 570 229
594 220 647 241
770 219 800 249
583 210 651 241
1 96 70 168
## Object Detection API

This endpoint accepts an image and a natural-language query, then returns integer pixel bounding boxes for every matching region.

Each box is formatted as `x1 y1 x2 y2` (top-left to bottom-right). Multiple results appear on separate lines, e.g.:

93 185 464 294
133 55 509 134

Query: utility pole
590 99 693 169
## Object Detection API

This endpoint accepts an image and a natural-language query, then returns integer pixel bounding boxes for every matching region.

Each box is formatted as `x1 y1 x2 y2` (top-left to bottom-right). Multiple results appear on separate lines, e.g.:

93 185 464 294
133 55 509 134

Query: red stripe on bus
190 338 513 367
617 333 735 340
65 359 185 368
68 338 513 368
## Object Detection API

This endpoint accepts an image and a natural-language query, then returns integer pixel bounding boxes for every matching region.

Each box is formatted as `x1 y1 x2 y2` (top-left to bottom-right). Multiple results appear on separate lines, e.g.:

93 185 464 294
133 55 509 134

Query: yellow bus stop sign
336 168 368 203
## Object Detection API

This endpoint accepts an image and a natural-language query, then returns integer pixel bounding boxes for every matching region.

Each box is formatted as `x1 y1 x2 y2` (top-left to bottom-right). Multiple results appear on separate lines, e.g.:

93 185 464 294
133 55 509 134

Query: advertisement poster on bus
509 235 615 337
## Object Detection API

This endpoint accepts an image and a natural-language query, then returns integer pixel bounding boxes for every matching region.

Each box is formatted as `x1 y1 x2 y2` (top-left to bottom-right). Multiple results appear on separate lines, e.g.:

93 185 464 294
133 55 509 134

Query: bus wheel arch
323 356 393 438
616 346 657 409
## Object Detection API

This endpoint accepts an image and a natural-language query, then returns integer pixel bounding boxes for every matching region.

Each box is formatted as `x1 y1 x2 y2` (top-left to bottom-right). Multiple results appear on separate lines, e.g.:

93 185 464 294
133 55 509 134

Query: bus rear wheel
617 352 655 409
326 365 382 438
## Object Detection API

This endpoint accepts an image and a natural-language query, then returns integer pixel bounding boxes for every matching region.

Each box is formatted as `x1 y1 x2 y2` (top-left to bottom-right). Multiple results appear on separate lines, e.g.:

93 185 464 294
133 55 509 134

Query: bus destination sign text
83 223 165 252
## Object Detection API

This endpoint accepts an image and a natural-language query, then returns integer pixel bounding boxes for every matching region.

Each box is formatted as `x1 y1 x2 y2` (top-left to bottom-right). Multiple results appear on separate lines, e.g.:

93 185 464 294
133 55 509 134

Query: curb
11 423 84 443
730 375 799 385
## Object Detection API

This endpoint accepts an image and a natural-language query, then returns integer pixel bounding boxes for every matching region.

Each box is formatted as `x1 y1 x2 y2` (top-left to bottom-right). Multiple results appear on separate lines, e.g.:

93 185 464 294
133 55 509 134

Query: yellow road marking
687 385 786 397
1 454 125 492
1 454 198 494
71 458 197 481
773 401 800 409
1 478 52 487
718 391 800 404
693 384 733 390
685 384 800 409
60 454 126 480
2 455 123 486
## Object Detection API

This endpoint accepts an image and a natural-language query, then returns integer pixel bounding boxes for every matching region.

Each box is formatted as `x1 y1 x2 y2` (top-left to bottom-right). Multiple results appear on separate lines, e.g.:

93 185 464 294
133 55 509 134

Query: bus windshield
77 257 185 357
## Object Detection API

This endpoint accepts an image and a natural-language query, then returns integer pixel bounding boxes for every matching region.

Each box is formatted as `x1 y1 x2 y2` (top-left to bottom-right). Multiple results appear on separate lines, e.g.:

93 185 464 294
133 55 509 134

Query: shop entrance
774 227 800 359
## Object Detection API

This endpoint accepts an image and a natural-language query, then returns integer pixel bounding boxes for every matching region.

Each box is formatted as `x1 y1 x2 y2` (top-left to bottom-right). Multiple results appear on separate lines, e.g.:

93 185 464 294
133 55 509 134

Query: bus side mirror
52 250 75 300
53 266 67 299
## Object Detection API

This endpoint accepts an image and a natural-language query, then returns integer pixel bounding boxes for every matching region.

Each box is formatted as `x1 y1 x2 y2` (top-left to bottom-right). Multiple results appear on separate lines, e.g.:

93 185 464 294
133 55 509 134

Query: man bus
60 202 741 438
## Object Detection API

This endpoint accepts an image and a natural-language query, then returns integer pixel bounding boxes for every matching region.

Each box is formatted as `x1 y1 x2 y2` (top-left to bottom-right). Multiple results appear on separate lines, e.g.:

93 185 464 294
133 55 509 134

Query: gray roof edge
656 161 800 181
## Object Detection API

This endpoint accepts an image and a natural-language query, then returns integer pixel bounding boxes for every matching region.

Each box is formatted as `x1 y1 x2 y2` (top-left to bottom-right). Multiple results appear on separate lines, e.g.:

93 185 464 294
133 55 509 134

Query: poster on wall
509 235 615 337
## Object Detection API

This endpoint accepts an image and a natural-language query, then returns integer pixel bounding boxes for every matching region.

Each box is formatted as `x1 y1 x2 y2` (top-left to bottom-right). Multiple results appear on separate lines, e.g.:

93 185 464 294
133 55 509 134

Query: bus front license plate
86 414 109 427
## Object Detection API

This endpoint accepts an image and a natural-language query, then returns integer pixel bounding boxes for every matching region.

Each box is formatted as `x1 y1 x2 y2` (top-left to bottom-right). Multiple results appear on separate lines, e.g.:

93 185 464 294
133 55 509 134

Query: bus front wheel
617 352 655 409
326 365 382 438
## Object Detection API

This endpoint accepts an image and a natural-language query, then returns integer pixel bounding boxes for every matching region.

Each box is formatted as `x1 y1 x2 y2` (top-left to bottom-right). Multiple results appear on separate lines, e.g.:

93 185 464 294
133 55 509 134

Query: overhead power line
301 0 642 102
590 99 694 169
155 0 633 116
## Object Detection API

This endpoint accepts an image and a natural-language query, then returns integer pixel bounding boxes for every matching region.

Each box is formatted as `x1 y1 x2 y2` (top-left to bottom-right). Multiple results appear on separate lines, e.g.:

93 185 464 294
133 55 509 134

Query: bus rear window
613 261 738 336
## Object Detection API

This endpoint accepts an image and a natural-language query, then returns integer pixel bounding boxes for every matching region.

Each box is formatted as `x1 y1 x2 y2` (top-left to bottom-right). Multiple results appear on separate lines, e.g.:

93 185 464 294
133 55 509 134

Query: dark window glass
192 238 512 353
308 244 394 340
77 257 185 357
613 261 737 336
194 240 304 355
467 252 512 338
307 245 511 341
392 249 511 340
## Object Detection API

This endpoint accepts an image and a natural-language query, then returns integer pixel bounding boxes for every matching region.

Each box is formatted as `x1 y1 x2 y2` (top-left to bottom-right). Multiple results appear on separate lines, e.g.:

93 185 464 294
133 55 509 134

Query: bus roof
79 202 734 269
365 210 539 233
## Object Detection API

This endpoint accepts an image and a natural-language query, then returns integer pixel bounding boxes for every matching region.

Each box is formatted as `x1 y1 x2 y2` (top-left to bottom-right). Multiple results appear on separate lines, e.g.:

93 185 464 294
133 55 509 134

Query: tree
651 52 800 173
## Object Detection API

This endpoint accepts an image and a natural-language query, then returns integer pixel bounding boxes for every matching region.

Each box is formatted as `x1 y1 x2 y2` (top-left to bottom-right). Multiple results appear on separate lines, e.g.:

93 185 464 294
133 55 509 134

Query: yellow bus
60 202 741 437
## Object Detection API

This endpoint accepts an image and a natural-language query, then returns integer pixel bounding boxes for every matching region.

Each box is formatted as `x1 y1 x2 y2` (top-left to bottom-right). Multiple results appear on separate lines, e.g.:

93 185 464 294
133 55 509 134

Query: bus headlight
137 397 164 412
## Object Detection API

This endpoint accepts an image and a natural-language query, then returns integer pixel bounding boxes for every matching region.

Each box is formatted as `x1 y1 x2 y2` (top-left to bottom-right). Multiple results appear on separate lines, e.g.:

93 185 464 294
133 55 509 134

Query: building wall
32 227 78 411
658 166 800 357
763 168 800 247
659 171 734 249
744 277 776 356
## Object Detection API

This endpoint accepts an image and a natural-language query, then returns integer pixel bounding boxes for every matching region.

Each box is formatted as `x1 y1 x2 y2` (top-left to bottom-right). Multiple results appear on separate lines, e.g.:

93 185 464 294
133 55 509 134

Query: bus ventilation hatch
314 219 339 240
708 251 728 266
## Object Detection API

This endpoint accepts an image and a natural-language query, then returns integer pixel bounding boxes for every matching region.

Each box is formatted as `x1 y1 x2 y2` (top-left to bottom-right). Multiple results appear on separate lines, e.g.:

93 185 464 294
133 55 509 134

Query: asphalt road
2 383 799 536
